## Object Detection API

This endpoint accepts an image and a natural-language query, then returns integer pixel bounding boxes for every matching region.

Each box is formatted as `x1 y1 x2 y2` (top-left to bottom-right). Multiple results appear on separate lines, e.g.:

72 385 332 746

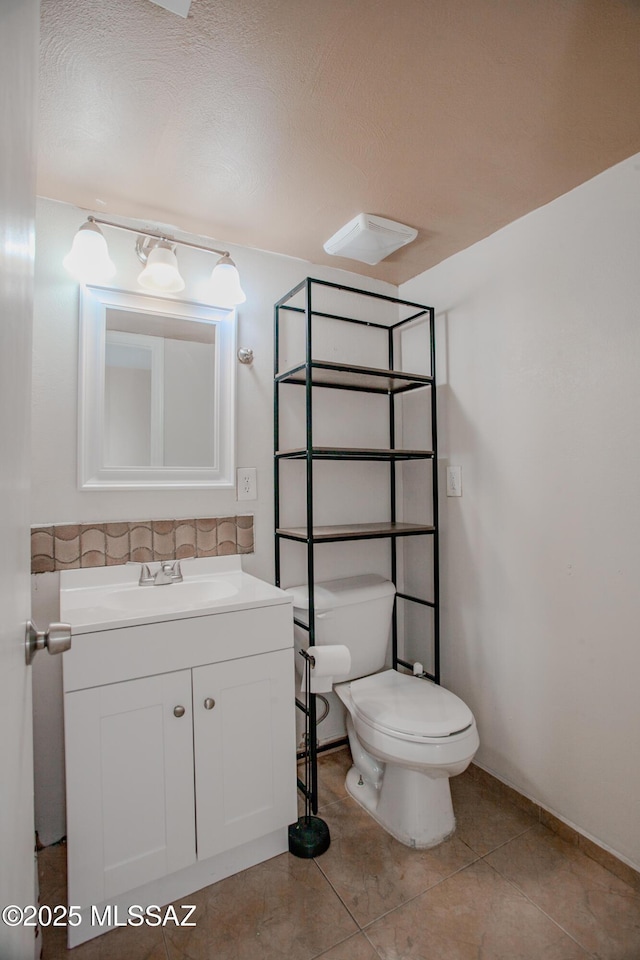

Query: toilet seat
349 670 473 743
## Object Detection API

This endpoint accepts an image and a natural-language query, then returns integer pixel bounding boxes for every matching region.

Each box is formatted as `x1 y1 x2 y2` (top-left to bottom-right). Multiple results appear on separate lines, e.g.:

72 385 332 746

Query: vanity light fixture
62 220 116 284
136 236 185 293
205 254 246 307
64 216 246 307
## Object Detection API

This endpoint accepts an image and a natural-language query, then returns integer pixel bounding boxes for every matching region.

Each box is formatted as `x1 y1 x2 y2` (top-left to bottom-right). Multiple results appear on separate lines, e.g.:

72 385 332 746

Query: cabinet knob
203 698 216 710
173 705 186 718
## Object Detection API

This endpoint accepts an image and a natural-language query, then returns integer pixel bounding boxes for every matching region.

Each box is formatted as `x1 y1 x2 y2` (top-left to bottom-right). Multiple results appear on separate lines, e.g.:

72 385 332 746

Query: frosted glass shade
138 241 185 293
206 255 246 307
63 221 116 284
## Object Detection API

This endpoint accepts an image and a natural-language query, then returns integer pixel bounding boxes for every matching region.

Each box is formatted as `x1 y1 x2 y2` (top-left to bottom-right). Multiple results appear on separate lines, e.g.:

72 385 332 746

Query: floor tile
450 770 538 856
41 918 167 960
486 823 640 959
163 852 358 960
39 751 637 960
298 746 352 816
38 843 168 959
468 764 540 818
315 931 382 959
316 796 478 927
38 840 67 909
366 859 590 960
540 809 640 894
317 747 352 809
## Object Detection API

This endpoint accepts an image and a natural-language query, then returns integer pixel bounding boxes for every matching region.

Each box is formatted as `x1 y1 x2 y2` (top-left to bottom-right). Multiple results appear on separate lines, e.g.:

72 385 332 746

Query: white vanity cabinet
65 669 197 904
60 567 297 948
192 648 294 861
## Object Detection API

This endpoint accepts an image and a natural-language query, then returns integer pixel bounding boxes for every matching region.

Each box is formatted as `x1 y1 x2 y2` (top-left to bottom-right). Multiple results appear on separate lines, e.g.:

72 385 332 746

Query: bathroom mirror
78 286 236 489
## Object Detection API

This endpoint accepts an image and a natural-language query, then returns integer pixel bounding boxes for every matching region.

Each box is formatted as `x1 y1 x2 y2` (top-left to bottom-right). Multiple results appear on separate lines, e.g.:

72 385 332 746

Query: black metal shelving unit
274 277 439 815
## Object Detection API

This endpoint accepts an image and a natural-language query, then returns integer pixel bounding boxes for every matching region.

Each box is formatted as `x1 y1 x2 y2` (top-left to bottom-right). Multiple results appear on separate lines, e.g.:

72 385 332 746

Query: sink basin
104 579 237 613
60 556 292 633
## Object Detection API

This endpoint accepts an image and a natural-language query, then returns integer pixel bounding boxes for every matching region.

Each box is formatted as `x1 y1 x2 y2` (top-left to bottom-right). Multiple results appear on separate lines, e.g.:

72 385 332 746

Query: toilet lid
350 670 474 739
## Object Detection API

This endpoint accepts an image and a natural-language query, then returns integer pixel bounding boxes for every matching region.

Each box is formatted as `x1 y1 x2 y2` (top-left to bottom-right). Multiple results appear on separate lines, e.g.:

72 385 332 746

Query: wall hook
237 347 254 365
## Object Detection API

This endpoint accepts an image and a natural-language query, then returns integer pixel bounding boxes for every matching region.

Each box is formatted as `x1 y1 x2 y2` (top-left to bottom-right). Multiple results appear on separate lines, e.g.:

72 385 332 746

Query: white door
64 671 196 906
193 649 297 861
0 2 40 959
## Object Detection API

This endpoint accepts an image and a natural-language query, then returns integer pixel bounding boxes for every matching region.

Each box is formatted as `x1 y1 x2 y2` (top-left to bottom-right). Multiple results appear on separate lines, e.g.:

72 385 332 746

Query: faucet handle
126 561 153 585
159 559 183 582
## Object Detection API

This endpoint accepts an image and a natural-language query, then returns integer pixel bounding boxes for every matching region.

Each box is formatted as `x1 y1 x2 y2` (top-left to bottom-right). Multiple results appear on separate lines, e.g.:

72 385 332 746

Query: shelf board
276 361 433 394
276 446 434 461
276 521 435 543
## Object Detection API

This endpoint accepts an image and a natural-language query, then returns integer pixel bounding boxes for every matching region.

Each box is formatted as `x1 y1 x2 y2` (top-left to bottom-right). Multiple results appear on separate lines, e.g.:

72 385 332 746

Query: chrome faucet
128 560 183 586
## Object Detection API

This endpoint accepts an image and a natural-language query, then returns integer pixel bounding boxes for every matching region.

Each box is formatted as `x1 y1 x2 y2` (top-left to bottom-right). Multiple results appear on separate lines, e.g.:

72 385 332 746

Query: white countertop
60 556 292 635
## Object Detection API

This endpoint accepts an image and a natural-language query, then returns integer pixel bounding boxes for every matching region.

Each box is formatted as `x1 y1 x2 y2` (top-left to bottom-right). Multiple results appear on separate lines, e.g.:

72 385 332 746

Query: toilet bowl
289 574 479 848
335 670 479 847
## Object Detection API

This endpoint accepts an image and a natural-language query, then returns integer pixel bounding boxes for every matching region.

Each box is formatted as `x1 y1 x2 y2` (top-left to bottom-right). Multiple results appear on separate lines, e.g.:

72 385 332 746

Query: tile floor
38 748 640 959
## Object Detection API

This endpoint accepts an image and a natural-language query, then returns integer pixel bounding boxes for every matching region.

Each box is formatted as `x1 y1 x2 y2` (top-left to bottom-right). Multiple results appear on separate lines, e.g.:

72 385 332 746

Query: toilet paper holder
288 647 331 859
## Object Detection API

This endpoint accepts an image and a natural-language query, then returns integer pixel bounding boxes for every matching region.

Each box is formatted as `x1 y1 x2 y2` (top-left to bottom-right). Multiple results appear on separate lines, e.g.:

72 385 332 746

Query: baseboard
468 762 640 892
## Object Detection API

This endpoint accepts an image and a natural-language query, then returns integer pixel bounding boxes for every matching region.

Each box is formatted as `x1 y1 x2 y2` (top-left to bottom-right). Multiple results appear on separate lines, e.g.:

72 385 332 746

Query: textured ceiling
38 0 640 284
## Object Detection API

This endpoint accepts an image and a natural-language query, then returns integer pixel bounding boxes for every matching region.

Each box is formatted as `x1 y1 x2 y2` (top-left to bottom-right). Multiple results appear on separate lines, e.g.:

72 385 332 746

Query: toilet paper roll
301 645 351 694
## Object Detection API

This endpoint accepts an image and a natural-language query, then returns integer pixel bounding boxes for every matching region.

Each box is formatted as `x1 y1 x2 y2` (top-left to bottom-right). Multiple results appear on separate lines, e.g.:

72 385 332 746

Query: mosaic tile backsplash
31 516 254 574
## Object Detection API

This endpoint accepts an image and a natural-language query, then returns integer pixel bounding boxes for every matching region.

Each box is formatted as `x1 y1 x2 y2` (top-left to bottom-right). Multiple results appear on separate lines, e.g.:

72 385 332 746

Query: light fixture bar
66 215 246 306
86 215 231 259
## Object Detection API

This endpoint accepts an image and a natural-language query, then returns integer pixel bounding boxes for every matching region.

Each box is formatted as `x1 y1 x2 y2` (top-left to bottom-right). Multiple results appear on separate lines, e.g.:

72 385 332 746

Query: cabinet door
65 670 196 905
193 649 297 861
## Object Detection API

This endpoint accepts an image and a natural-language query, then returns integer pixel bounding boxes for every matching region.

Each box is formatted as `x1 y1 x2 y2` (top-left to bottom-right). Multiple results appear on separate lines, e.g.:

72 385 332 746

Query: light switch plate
446 465 462 497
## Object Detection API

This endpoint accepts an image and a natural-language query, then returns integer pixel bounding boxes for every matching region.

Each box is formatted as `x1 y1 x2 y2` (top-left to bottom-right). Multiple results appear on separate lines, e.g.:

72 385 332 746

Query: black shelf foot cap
288 816 331 858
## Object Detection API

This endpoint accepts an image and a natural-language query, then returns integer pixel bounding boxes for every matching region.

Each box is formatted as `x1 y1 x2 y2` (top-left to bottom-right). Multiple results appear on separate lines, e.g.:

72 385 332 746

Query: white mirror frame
78 286 236 489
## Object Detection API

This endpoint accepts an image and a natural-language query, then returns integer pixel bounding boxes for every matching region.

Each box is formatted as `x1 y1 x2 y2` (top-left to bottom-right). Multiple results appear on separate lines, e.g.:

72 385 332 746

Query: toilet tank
287 574 396 681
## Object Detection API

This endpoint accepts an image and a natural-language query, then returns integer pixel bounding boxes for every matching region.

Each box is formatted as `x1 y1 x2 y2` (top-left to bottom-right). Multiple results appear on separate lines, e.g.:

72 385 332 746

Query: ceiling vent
323 214 418 265
149 0 192 17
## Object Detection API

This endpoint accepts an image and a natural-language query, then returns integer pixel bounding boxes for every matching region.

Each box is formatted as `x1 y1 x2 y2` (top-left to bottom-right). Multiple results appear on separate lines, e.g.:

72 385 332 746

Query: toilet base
344 763 456 849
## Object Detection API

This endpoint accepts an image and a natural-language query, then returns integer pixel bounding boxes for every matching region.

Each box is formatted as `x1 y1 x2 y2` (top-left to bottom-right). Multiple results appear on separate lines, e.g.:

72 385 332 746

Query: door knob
203 698 215 710
173 705 186 718
25 620 72 665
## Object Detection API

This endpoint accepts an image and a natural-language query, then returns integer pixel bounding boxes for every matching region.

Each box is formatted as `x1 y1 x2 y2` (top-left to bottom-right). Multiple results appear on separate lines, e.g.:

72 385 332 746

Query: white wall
401 152 640 870
31 197 398 843
33 199 393 575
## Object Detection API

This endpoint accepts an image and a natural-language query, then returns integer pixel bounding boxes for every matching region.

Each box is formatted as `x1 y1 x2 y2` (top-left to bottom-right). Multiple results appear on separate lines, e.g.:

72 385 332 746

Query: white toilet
289 574 479 848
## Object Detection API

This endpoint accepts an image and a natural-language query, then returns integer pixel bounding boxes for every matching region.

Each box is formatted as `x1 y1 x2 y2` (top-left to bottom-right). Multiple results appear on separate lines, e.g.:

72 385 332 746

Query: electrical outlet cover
237 467 257 501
